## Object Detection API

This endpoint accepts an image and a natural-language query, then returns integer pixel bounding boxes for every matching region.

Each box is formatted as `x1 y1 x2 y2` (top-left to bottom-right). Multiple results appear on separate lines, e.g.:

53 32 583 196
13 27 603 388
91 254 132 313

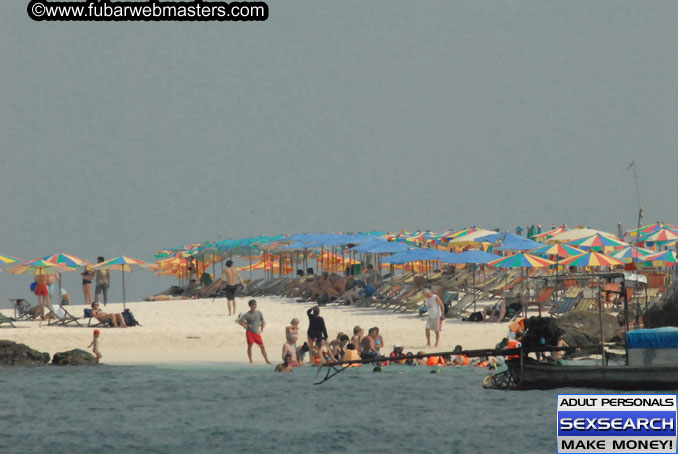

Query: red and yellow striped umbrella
559 251 626 267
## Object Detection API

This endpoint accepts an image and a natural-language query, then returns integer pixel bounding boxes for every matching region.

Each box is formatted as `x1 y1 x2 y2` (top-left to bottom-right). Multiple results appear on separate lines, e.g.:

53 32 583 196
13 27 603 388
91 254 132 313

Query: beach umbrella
7 259 74 275
529 243 585 258
533 225 568 241
495 236 543 251
42 253 90 305
488 253 556 317
608 246 654 263
628 222 678 237
349 240 410 254
558 251 626 268
91 256 153 309
42 253 89 268
637 229 678 245
446 228 498 247
488 253 555 269
643 250 678 266
0 254 22 266
548 228 618 243
567 233 628 250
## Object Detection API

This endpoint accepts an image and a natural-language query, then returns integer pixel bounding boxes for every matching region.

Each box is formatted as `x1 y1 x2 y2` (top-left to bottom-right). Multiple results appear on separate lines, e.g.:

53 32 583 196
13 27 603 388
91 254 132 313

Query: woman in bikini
81 266 95 306
91 302 127 327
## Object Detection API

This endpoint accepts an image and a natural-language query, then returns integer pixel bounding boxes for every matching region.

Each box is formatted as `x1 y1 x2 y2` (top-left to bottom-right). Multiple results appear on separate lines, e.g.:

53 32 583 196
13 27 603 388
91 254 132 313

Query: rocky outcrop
643 278 678 328
52 349 98 366
0 340 50 366
555 312 620 347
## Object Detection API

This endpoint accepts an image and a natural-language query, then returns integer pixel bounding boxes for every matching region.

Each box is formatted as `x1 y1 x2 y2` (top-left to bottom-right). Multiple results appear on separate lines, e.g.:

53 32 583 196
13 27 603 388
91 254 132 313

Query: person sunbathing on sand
144 294 196 301
91 302 127 327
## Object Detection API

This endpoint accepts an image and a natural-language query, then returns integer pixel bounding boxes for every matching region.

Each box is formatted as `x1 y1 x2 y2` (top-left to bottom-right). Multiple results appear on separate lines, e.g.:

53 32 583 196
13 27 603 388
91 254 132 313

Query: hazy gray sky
2 1 677 303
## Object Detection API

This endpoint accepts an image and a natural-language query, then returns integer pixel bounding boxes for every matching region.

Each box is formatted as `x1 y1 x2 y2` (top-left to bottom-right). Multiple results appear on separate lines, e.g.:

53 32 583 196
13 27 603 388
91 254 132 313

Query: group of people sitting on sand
275 304 388 371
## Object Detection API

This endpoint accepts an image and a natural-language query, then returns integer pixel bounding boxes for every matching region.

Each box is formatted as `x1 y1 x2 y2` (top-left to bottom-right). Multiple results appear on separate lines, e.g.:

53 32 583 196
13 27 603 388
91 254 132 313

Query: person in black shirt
306 305 328 347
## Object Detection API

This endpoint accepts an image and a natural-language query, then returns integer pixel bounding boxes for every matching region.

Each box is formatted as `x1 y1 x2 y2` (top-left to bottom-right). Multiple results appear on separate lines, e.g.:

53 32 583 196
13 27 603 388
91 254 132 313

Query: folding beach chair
0 313 17 328
46 305 82 327
10 298 35 320
83 308 113 327
527 287 555 316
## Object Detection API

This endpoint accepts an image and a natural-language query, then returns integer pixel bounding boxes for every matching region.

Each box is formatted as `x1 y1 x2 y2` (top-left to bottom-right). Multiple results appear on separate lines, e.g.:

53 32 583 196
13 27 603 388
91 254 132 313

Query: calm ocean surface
0 363 650 453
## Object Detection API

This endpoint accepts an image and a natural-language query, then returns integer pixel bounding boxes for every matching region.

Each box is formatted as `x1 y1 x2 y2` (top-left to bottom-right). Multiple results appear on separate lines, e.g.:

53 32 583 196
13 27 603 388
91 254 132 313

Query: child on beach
88 329 102 363
286 318 299 344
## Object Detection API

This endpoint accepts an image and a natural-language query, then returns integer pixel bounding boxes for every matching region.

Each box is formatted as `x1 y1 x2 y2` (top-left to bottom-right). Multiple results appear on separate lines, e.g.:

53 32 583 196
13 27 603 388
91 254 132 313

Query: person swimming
275 354 294 372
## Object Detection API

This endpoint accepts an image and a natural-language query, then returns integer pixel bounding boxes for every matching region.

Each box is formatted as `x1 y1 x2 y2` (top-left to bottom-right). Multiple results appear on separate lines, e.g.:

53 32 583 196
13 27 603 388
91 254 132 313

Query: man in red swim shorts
237 299 271 364
34 274 50 319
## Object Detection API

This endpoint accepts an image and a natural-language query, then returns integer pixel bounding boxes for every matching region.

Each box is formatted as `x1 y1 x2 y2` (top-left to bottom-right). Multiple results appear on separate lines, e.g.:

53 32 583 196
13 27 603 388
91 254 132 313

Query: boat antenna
626 161 643 244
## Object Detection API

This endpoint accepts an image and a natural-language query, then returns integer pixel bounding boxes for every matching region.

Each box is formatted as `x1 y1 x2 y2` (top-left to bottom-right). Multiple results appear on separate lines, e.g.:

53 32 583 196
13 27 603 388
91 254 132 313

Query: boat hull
507 361 678 390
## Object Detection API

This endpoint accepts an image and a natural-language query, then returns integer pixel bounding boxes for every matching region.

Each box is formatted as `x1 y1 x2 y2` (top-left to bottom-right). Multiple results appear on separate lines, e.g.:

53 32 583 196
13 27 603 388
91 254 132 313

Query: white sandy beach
0 296 512 364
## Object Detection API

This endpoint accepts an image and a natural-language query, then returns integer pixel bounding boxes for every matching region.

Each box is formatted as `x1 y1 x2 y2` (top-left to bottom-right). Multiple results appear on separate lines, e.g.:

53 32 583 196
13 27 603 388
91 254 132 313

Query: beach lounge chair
445 292 476 318
0 313 17 328
46 305 82 327
83 308 113 327
527 287 555 316
10 298 35 320
549 292 583 317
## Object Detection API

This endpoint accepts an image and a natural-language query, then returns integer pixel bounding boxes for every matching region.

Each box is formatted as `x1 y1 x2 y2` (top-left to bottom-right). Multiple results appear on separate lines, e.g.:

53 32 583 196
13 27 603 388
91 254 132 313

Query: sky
1 1 677 304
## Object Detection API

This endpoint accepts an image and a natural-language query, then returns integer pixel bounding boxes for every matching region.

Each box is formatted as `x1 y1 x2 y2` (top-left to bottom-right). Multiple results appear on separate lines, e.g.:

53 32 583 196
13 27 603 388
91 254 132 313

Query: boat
485 360 678 390
484 327 678 390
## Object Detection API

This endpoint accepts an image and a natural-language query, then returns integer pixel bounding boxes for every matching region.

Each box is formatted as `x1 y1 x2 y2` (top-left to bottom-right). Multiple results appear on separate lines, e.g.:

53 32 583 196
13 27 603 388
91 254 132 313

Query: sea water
0 364 580 453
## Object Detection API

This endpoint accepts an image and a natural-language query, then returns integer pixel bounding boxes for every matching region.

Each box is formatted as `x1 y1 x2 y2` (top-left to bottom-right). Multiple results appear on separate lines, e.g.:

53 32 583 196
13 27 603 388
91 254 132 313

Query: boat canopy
627 327 678 349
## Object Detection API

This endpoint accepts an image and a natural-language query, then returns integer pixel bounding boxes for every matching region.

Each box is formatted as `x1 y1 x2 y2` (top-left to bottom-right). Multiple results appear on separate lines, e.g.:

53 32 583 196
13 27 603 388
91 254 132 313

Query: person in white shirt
424 288 445 347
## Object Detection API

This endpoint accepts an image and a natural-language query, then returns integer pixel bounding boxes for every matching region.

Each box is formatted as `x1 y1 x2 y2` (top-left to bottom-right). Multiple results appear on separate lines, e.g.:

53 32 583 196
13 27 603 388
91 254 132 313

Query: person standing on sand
424 288 445 347
81 266 95 306
306 306 328 347
94 257 110 306
221 260 244 316
237 299 271 364
34 273 50 319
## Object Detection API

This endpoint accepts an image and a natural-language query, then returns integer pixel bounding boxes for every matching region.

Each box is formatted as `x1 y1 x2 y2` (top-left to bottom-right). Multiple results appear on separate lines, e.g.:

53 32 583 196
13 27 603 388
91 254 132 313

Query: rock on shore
555 312 620 347
0 340 50 366
52 349 98 366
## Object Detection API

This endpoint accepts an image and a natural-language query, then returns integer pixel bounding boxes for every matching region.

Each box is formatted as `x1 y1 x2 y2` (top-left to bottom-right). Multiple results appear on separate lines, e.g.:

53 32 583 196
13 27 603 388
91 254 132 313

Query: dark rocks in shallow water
52 349 98 366
555 312 620 347
0 340 50 366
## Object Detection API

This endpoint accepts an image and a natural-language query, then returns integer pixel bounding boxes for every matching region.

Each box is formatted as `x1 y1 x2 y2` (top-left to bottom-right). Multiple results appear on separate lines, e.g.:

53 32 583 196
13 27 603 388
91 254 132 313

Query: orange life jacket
454 354 469 366
427 355 443 366
507 340 521 360
342 349 361 367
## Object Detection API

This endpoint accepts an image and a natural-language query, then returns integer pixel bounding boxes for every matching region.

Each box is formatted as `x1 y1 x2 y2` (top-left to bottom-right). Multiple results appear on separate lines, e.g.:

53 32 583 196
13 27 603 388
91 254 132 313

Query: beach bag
468 311 484 322
317 294 329 305
122 309 140 327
